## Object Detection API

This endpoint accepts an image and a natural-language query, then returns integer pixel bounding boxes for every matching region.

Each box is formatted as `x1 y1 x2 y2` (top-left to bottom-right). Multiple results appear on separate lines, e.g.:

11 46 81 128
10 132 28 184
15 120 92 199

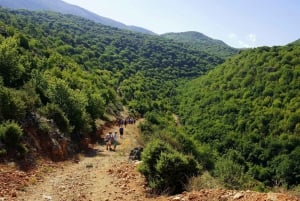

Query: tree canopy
177 44 300 188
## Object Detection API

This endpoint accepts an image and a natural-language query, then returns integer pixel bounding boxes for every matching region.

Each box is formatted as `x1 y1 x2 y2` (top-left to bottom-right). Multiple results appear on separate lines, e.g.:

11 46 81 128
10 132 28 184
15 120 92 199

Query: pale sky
62 0 300 48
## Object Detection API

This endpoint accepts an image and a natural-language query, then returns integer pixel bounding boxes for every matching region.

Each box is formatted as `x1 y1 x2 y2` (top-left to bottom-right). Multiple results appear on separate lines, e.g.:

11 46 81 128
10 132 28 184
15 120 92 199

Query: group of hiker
104 126 124 151
104 117 137 151
117 117 136 127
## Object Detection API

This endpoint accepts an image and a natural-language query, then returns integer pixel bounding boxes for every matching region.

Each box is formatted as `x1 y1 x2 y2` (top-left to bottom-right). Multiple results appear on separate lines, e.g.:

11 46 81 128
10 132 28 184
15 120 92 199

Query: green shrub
86 93 105 119
270 148 300 187
155 152 200 194
1 121 23 149
0 37 25 87
138 139 200 194
16 143 28 156
138 140 172 178
0 87 26 121
0 121 23 156
39 103 72 134
213 157 245 189
171 131 215 170
37 119 51 133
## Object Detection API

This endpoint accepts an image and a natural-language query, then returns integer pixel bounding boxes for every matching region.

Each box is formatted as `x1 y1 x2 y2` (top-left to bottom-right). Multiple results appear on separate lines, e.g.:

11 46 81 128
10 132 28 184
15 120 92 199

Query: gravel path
1 120 299 201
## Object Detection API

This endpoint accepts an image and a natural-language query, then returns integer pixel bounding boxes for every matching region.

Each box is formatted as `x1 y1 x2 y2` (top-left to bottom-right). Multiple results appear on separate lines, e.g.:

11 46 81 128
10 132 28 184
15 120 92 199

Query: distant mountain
161 31 239 59
291 38 300 45
0 0 156 35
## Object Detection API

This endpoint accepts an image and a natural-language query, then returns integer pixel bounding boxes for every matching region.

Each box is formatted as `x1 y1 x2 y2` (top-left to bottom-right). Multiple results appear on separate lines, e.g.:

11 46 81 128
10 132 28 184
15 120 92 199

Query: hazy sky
62 0 299 48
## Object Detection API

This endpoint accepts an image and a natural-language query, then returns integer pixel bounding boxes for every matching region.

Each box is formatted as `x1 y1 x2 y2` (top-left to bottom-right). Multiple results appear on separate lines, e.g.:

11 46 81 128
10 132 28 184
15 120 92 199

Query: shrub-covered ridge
177 44 300 188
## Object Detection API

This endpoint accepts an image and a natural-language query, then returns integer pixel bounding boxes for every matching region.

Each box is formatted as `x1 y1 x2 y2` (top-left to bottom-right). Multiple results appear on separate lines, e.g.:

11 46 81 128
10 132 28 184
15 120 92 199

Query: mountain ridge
0 0 156 35
161 31 239 59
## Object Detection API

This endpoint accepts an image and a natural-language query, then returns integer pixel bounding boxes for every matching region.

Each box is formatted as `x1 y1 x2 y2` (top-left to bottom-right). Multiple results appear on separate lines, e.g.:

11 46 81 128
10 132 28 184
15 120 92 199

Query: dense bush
38 103 72 134
0 86 26 121
0 37 25 87
213 157 245 189
0 121 24 155
138 139 200 194
177 44 300 188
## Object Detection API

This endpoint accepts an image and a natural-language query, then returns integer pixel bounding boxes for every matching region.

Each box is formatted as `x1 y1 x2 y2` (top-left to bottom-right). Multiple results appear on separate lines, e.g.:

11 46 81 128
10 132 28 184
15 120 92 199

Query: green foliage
86 93 105 119
270 147 300 187
177 44 300 188
2 6 299 192
0 8 223 118
155 152 200 194
138 140 200 194
0 86 26 121
138 111 218 194
48 78 88 130
0 121 23 155
162 31 239 59
213 157 245 189
139 140 173 176
0 37 25 87
38 103 72 134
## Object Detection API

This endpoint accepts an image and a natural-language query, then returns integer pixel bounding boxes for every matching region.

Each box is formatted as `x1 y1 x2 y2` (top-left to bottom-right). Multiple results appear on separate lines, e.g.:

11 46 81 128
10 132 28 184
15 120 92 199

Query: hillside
161 31 239 59
0 7 222 165
0 8 223 115
0 0 155 34
177 44 300 189
0 6 299 198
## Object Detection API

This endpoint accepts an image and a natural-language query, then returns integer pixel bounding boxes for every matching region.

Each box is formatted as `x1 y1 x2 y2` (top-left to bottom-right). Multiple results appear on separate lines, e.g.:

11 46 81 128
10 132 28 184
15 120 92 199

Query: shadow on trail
82 147 102 157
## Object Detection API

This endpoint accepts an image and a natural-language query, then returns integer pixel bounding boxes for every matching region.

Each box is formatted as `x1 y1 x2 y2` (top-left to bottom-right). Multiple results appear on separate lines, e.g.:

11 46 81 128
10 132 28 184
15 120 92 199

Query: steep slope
0 8 224 115
161 31 239 59
0 8 222 79
0 7 223 164
0 0 155 35
177 44 300 188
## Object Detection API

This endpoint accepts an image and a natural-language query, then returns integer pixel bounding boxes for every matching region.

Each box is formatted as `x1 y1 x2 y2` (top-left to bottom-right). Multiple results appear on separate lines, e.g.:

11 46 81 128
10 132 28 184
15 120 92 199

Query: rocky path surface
0 119 299 201
14 121 162 201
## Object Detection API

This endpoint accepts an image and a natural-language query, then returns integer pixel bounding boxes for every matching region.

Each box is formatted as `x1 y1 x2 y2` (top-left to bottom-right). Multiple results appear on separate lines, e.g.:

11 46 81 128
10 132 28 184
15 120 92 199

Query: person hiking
119 126 124 138
112 131 118 151
105 132 113 151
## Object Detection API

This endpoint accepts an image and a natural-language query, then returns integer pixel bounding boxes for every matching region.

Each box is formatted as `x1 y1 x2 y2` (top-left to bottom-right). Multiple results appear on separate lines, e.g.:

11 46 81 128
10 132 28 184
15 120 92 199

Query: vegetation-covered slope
0 7 223 162
0 0 155 34
3 6 299 195
177 44 300 188
161 31 239 59
0 8 223 114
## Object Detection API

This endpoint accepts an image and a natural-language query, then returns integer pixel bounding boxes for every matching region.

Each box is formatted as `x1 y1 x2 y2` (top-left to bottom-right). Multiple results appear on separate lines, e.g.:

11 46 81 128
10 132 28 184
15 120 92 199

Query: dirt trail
1 119 299 201
16 120 161 201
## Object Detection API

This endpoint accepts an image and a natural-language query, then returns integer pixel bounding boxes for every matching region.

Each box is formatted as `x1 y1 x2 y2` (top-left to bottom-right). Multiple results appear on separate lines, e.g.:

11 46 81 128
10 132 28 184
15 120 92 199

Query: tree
0 37 25 87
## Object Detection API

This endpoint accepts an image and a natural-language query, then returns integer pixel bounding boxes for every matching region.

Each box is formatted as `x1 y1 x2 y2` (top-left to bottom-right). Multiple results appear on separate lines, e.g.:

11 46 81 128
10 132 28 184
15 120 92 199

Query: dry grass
186 171 223 191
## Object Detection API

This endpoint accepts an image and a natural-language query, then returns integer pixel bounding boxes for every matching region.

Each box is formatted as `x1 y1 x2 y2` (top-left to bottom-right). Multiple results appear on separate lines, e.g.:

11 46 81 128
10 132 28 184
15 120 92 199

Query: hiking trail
14 119 164 201
1 119 299 201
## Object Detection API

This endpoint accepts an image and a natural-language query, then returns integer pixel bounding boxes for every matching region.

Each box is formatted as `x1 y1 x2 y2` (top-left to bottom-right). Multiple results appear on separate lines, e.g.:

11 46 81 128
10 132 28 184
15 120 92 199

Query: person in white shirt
113 131 118 151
